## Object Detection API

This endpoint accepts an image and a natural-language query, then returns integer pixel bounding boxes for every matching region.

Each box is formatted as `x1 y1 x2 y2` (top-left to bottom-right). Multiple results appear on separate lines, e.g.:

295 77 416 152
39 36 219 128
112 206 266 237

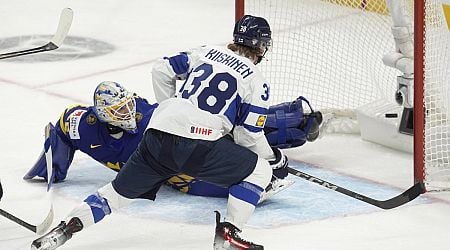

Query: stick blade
35 204 54 235
50 8 73 47
377 181 426 209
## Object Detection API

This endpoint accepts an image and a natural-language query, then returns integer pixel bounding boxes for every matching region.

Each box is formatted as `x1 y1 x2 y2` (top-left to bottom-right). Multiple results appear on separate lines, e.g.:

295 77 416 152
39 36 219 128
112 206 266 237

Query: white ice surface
1 1 450 250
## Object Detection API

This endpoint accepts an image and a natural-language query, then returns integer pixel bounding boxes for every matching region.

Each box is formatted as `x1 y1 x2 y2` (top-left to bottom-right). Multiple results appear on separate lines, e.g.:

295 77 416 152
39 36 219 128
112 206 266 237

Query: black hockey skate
213 211 263 250
31 217 83 250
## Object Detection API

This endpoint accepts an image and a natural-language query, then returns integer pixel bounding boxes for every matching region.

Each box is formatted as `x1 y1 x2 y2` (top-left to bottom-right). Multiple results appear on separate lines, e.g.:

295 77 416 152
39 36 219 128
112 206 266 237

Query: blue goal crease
58 159 431 229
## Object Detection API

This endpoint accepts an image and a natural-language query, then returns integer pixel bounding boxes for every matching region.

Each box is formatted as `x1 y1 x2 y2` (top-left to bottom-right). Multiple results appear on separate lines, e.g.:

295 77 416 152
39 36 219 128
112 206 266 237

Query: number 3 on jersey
180 63 237 114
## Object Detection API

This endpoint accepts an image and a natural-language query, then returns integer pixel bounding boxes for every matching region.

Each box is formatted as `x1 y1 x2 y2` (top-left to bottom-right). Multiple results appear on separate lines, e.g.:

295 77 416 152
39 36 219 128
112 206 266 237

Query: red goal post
414 0 426 189
235 0 450 191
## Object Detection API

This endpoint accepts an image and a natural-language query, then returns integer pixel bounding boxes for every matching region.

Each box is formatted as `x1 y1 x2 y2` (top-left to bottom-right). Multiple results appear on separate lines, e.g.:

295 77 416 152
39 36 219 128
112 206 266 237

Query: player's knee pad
264 96 322 148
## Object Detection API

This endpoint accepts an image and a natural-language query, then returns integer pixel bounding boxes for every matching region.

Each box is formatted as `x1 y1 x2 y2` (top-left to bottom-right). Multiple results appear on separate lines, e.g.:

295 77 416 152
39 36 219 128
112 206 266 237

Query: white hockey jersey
148 98 224 141
151 45 273 158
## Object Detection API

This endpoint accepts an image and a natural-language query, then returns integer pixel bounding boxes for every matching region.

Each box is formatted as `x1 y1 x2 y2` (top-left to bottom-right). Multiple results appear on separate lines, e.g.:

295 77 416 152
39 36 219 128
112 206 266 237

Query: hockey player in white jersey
152 15 282 248
152 15 275 161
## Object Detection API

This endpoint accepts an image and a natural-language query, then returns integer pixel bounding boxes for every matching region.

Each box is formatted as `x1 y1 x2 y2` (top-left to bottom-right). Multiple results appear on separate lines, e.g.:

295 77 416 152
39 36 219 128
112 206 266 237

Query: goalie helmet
93 81 137 133
233 15 272 63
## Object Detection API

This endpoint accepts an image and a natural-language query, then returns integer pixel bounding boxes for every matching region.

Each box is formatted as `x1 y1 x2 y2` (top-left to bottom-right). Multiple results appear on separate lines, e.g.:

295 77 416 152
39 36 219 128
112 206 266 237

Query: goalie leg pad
183 180 229 197
166 174 229 197
24 123 75 183
23 149 47 180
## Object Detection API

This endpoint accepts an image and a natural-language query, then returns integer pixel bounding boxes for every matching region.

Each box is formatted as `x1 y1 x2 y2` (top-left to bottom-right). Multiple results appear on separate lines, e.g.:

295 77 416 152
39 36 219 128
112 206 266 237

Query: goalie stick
0 180 54 235
0 8 73 60
287 167 425 209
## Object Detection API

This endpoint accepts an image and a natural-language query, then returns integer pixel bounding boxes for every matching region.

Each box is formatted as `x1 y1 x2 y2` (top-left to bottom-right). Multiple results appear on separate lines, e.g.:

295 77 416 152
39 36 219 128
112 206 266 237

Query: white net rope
245 0 399 109
423 1 450 191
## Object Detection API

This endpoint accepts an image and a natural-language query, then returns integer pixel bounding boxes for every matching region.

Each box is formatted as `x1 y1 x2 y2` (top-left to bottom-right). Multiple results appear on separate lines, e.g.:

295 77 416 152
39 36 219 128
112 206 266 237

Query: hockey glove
269 147 288 179
264 96 322 149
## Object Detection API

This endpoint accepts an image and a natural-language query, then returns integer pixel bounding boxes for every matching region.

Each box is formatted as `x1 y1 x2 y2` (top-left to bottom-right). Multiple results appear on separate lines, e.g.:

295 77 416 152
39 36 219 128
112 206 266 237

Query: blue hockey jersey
24 96 157 183
55 97 156 171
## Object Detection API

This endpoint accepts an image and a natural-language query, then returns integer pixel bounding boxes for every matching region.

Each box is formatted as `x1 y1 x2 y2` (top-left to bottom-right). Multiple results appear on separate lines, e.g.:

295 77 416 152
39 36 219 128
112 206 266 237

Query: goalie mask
233 15 272 64
93 81 137 134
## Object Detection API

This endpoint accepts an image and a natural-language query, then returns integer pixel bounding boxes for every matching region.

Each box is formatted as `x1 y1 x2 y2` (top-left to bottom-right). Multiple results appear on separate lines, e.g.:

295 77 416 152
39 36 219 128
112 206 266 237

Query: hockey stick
287 167 425 209
0 181 54 234
0 8 73 60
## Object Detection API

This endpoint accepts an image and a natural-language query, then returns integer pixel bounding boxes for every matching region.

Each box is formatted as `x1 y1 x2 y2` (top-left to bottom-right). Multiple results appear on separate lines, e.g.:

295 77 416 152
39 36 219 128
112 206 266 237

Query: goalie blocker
264 96 323 149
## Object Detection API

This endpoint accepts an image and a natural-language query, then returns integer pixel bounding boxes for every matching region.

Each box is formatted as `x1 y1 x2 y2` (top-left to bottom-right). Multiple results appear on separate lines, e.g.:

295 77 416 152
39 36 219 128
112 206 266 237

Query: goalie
24 81 322 202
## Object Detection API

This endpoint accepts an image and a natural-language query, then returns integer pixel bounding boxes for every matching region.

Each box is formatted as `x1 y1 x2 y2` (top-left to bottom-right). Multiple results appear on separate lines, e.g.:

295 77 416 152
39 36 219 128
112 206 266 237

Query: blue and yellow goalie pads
167 174 229 198
23 123 75 184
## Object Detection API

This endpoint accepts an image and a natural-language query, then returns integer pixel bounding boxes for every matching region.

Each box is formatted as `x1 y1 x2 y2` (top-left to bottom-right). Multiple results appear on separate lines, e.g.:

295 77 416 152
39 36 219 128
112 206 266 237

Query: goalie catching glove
264 96 322 149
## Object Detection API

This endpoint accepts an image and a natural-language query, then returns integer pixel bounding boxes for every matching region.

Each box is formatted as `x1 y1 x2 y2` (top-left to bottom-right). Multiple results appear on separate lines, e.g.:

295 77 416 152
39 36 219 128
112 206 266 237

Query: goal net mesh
243 0 450 191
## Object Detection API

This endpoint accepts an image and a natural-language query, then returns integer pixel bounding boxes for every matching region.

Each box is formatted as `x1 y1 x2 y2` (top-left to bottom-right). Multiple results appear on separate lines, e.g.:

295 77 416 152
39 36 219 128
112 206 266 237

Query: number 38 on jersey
179 62 270 117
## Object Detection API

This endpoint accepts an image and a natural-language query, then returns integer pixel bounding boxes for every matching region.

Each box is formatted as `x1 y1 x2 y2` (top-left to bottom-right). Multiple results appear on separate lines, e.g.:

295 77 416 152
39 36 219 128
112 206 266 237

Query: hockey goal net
236 0 450 191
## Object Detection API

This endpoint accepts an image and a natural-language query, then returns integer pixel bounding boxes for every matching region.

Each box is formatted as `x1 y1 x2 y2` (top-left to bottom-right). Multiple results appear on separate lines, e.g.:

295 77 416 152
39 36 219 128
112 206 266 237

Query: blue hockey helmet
233 15 272 52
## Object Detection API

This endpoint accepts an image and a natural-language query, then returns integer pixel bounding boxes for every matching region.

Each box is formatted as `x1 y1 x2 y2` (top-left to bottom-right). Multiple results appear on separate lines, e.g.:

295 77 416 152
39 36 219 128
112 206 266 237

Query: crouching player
24 81 321 202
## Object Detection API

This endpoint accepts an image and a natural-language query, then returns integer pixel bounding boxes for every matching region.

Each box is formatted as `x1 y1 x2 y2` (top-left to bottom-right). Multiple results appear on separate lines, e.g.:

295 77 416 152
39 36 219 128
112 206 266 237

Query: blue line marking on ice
56 158 431 228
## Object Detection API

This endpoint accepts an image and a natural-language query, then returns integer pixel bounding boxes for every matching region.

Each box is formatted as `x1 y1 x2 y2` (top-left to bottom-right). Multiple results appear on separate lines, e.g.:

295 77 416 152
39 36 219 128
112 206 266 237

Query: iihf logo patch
255 115 267 127
190 126 213 136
